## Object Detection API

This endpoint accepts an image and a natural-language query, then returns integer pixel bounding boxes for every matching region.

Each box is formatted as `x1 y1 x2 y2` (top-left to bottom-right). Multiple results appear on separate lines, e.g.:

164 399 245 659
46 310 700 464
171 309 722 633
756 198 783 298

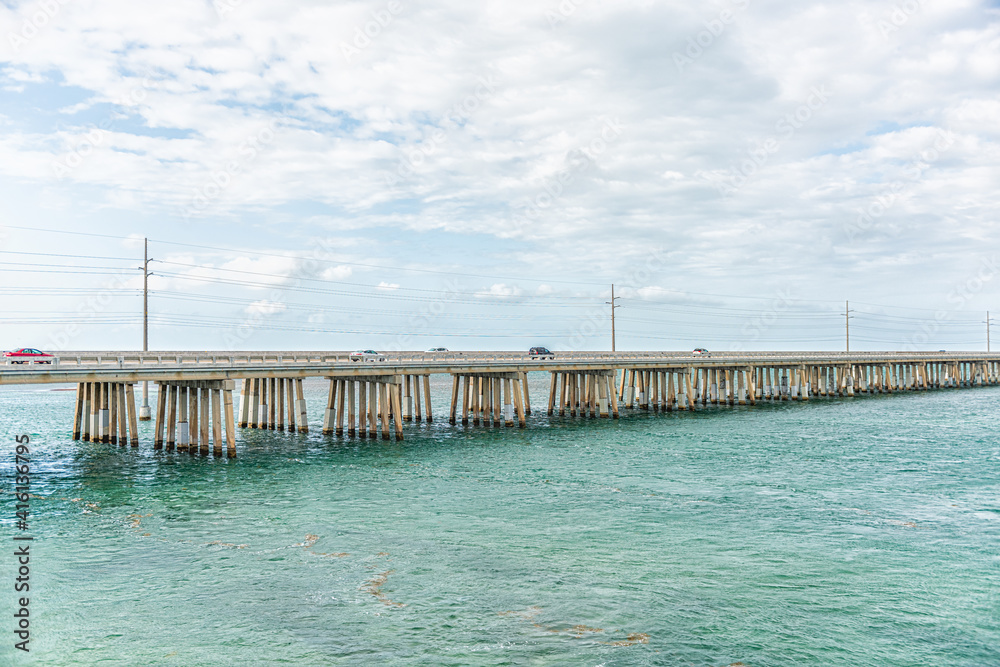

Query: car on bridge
4 348 56 364
692 348 710 356
426 347 449 352
350 349 387 362
529 347 555 360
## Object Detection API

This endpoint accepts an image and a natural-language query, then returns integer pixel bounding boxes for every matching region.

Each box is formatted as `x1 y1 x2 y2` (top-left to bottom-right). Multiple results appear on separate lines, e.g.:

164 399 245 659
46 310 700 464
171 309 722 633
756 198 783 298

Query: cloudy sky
0 0 998 352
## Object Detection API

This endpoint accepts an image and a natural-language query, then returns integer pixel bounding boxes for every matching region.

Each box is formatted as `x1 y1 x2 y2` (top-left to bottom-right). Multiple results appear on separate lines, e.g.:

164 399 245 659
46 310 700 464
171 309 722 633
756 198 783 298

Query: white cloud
322 265 353 281
478 283 523 298
245 300 286 316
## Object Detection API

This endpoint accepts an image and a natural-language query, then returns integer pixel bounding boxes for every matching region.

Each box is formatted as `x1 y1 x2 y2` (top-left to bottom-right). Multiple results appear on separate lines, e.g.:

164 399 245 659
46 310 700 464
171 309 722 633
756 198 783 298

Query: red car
4 348 55 364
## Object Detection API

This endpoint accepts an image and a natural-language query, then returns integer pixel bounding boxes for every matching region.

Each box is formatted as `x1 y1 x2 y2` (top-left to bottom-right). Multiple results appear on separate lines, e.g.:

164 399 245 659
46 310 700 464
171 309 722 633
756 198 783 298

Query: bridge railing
10 350 1000 370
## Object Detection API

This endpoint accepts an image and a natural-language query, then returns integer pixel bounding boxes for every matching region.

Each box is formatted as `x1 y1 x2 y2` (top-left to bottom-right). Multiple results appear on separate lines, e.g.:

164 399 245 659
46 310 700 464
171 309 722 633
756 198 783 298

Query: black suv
529 347 555 360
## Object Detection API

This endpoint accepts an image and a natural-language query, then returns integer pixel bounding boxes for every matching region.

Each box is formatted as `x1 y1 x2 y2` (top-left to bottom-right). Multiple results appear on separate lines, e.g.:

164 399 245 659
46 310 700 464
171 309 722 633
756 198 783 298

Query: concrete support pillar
503 378 515 426
347 381 357 436
126 383 139 447
210 388 223 456
322 378 337 435
223 381 237 457
295 379 308 433
460 375 470 425
199 387 210 455
165 384 177 449
238 379 250 427
379 383 391 441
177 386 190 451
188 385 198 451
609 375 620 419
153 383 165 448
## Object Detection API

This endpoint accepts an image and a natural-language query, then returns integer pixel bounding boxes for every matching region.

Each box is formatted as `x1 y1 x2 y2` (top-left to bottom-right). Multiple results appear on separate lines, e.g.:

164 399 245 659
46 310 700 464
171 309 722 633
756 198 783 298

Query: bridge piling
322 379 337 435
178 386 190 451
166 385 177 449
188 387 199 452
211 388 223 456
153 383 165 448
347 380 356 436
391 383 404 439
109 384 119 445
358 381 368 440
379 383 390 440
492 377 502 426
413 375 422 422
199 388 210 455
294 379 308 433
126 384 138 447
335 380 346 435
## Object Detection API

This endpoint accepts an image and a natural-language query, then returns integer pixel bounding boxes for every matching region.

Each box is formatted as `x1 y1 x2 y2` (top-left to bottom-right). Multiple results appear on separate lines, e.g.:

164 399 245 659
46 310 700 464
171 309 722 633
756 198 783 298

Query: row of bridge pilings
151 381 237 456
448 372 532 427
67 361 1000 454
70 380 237 455
614 361 1000 411
238 374 434 441
70 381 141 446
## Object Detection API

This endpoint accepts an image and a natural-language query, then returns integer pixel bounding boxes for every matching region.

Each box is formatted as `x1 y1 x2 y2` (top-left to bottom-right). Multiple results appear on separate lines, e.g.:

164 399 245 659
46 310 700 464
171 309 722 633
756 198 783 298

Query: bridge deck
3 351 999 385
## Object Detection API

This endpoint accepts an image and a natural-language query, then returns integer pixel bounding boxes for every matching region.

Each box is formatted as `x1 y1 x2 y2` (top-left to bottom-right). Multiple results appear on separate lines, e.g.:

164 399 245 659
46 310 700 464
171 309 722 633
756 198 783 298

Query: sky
0 0 998 352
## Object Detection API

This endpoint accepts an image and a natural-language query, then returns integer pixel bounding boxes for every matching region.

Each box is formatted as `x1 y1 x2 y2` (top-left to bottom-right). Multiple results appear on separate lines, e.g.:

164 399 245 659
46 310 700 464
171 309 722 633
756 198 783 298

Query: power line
153 260 599 300
1 225 136 241
149 238 611 287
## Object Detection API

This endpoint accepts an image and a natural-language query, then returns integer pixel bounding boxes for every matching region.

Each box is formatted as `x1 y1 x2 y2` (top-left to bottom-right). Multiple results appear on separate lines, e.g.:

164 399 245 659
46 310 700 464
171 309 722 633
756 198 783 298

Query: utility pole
139 238 152 420
606 284 620 352
987 310 994 352
844 300 854 352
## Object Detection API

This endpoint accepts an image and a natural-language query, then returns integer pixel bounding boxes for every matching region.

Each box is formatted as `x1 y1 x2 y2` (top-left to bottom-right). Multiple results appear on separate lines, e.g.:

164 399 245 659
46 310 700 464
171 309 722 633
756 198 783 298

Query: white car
350 349 386 362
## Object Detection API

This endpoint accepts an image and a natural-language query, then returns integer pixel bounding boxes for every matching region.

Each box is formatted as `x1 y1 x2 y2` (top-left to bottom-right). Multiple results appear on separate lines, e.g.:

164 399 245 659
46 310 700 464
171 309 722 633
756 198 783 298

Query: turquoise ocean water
1 376 998 666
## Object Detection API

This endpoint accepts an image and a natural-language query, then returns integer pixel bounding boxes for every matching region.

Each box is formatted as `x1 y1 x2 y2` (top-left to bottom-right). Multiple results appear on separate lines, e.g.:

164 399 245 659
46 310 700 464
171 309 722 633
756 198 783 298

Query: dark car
4 348 56 364
529 347 555 360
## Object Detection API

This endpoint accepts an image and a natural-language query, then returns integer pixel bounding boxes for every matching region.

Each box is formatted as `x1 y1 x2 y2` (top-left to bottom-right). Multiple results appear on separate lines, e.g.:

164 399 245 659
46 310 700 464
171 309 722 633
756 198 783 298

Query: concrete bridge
3 350 998 457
